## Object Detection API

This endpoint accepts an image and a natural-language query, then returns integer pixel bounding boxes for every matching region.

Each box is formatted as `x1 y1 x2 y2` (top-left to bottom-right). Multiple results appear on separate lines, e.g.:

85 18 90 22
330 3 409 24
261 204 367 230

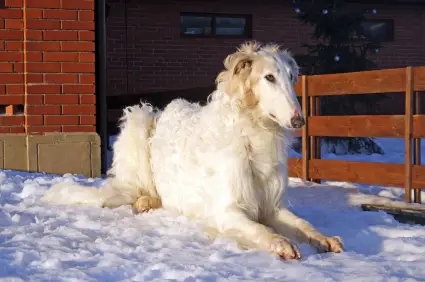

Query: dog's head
216 41 304 129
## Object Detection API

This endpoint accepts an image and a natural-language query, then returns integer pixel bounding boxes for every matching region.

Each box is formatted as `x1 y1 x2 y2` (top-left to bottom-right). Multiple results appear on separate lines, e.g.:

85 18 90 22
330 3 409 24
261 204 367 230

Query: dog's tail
42 103 160 208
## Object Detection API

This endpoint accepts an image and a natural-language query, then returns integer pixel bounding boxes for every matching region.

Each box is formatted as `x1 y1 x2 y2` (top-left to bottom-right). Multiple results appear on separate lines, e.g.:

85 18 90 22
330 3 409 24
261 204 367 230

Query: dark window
361 19 394 42
180 12 252 37
180 14 213 36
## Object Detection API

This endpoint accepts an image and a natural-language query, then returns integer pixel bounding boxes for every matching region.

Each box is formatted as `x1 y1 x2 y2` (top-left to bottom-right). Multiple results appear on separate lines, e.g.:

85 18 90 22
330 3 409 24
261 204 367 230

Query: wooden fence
289 66 425 204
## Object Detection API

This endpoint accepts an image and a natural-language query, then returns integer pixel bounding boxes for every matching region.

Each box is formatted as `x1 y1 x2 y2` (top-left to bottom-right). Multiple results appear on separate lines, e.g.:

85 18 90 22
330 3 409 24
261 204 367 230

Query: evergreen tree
292 0 385 155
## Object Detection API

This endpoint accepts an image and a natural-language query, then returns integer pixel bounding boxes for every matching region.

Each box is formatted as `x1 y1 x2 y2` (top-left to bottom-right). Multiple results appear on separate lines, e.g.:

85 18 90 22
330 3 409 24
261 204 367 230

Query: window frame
361 19 395 42
180 12 253 38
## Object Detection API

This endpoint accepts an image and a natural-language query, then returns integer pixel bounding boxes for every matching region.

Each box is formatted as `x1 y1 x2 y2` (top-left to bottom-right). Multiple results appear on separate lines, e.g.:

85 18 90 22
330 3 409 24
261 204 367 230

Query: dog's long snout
290 111 305 128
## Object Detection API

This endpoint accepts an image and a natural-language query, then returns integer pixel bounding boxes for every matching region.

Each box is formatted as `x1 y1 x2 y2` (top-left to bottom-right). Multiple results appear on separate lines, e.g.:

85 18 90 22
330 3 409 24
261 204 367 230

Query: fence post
310 96 321 183
301 75 310 181
405 66 414 203
413 91 422 203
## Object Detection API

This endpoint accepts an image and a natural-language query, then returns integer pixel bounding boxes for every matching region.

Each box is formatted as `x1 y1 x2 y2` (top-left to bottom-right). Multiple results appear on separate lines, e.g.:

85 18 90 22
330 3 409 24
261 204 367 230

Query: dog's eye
265 74 275 83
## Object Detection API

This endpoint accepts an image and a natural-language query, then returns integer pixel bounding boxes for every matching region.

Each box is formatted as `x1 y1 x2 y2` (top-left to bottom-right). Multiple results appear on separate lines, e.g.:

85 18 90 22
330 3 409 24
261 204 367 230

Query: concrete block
0 132 101 178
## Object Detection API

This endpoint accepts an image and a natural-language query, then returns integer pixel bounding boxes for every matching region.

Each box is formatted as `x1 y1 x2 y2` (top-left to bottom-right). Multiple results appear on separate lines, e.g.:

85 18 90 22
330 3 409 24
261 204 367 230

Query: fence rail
293 66 425 95
288 66 424 204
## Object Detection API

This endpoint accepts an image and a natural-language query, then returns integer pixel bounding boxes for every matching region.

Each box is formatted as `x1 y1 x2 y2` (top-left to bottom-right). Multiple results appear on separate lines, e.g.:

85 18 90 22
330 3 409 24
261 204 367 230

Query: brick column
0 1 25 133
0 0 100 177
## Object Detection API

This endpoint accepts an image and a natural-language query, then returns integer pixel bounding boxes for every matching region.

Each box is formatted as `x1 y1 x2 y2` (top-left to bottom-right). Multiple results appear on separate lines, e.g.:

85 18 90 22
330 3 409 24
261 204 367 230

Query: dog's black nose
290 116 305 128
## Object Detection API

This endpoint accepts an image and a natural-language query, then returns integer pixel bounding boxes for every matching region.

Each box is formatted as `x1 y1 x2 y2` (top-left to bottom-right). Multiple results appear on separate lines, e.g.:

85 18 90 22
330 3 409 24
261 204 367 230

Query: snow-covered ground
0 137 424 281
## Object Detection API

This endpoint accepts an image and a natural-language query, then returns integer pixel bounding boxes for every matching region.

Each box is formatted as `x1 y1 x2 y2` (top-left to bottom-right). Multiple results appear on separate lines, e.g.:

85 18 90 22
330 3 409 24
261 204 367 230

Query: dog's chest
245 130 282 179
241 129 285 215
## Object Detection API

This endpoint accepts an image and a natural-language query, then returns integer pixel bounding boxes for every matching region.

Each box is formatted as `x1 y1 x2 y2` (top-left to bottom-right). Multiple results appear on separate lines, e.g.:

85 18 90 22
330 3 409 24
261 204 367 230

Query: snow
0 137 424 281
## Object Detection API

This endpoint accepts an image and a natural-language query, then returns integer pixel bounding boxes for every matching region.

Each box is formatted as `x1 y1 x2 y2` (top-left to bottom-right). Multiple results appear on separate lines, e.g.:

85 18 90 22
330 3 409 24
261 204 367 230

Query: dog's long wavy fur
42 41 344 260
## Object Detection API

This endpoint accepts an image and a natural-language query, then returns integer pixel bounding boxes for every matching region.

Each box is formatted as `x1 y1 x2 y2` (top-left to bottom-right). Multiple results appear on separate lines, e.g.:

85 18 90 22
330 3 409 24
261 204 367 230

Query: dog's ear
223 50 254 76
288 58 299 83
232 55 257 108
216 52 254 99
233 58 252 75
280 50 300 83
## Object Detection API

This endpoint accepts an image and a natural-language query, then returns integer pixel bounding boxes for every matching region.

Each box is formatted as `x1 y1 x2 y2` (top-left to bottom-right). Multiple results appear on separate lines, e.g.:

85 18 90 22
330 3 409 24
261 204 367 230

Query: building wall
0 0 96 134
106 0 425 96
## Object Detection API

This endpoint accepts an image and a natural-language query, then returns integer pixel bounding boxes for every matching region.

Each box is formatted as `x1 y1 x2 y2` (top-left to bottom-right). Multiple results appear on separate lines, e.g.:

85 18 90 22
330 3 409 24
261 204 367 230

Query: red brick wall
0 0 96 134
106 0 314 96
364 3 425 69
106 0 425 96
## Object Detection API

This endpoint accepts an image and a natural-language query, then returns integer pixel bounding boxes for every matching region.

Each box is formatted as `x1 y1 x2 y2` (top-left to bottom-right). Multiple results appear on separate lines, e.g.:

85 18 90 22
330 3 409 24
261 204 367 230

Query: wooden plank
288 158 302 178
308 115 404 137
405 67 414 203
314 97 321 159
414 115 425 138
294 79 302 97
413 165 425 190
413 91 422 203
301 75 309 180
413 95 422 167
414 174 422 203
307 115 425 138
307 68 406 96
289 158 425 189
309 95 321 183
309 159 405 187
361 204 425 226
308 159 425 189
309 96 316 160
314 97 322 184
295 66 425 97
292 129 302 137
413 66 425 91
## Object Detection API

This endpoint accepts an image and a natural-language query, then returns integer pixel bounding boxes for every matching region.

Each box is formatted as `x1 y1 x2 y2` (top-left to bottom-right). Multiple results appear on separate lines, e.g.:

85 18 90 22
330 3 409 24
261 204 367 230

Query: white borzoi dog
43 41 344 260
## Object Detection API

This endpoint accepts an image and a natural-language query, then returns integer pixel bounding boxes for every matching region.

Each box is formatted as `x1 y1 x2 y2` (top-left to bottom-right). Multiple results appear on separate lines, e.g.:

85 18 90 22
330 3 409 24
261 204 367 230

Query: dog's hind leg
264 208 344 254
42 103 161 210
132 195 162 213
104 103 161 211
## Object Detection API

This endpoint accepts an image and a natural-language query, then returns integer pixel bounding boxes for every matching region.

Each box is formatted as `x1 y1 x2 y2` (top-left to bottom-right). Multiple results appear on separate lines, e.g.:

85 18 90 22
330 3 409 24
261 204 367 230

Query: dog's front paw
270 236 301 260
133 196 162 213
310 235 344 253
